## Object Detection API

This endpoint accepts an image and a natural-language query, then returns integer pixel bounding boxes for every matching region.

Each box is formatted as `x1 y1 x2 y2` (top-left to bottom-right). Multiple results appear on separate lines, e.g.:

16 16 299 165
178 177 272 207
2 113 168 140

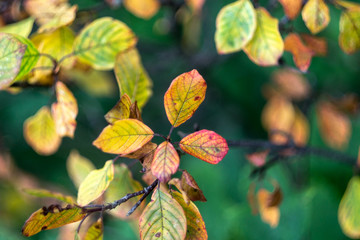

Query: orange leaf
164 69 207 127
23 106 61 155
316 101 351 150
290 109 309 146
301 34 328 56
105 94 131 124
302 0 330 34
51 82 78 138
257 189 280 228
151 141 180 182
179 130 228 164
284 33 314 72
278 0 302 19
123 0 160 19
186 0 206 12
93 119 154 155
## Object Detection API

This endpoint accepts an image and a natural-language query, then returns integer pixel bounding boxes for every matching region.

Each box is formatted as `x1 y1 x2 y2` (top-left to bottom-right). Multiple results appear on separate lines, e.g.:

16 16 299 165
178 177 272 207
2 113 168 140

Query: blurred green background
0 0 360 239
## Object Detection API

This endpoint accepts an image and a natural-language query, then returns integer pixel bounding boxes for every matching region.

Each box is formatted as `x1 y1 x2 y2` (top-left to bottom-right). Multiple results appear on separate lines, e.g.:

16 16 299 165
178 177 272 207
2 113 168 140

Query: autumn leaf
114 48 153 109
290 109 309 146
151 141 180 182
123 0 160 19
74 17 137 70
257 188 280 228
51 81 78 138
0 33 26 89
339 10 360 54
244 8 284 66
66 150 95 188
171 191 208 240
23 106 61 156
246 150 268 167
215 0 256 54
38 5 77 33
24 189 75 204
84 218 103 240
122 141 157 160
164 69 207 127
180 130 228 164
335 0 360 11
186 0 206 12
105 164 145 219
301 34 328 56
139 188 187 240
284 33 314 72
302 0 330 34
22 205 85 237
338 177 360 238
181 170 207 203
105 94 132 124
0 17 34 37
77 160 114 206
278 0 302 19
93 119 154 155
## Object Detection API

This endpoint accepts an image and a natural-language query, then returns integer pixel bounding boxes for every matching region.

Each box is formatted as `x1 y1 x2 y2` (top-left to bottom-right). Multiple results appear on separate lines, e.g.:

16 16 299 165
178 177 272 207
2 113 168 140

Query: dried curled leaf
181 170 207 203
93 119 154 155
180 130 229 164
77 160 114 206
139 188 187 240
22 205 85 237
164 69 207 127
215 0 256 54
151 141 180 182
105 94 132 124
302 0 330 34
23 106 61 156
66 150 95 188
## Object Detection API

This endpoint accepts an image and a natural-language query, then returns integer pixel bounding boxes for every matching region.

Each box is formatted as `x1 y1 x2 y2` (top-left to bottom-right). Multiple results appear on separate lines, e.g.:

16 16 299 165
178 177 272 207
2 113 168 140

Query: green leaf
114 48 153 109
215 0 257 54
66 149 95 188
0 17 34 38
24 188 75 204
0 33 26 89
77 160 114 206
84 218 103 240
74 17 137 70
139 187 187 240
339 10 360 54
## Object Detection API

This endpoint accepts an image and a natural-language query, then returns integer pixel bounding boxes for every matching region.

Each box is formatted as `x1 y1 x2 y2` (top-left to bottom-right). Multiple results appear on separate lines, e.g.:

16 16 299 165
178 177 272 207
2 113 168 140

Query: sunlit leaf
180 130 229 164
181 170 207 202
105 164 145 219
114 48 153 109
74 17 137 70
77 160 114 206
51 82 78 138
84 218 103 240
23 106 61 156
93 119 154 155
22 205 85 237
316 101 351 150
246 150 268 167
339 10 360 54
215 0 256 54
338 177 360 238
105 94 132 124
257 188 280 228
123 0 160 19
151 141 180 182
302 0 330 34
139 188 187 240
335 0 360 11
278 0 302 19
38 5 77 33
24 189 75 204
171 191 208 240
244 8 284 66
66 150 95 188
0 33 26 89
0 17 34 37
164 69 207 127
300 34 328 56
284 33 314 72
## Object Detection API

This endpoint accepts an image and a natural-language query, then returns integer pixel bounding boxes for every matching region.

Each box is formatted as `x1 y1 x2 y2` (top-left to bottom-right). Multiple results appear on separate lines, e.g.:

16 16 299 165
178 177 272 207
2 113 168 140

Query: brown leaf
181 170 207 202
301 34 328 56
129 101 142 121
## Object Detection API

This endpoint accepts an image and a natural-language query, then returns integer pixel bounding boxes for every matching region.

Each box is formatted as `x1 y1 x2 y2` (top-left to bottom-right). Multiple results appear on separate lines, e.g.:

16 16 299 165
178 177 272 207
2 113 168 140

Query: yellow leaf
77 160 114 206
24 188 75 204
0 17 34 37
124 0 160 19
179 130 229 164
244 8 284 66
105 94 132 124
84 218 103 240
284 33 314 72
51 82 78 138
171 191 208 240
93 119 154 155
278 0 302 19
38 5 77 33
302 0 330 34
164 69 207 127
338 177 360 238
151 141 180 182
257 189 280 228
215 0 256 54
114 48 153 109
335 0 360 11
105 164 145 219
23 106 61 156
339 10 360 54
139 188 187 240
74 17 137 70
22 205 85 237
66 150 95 188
